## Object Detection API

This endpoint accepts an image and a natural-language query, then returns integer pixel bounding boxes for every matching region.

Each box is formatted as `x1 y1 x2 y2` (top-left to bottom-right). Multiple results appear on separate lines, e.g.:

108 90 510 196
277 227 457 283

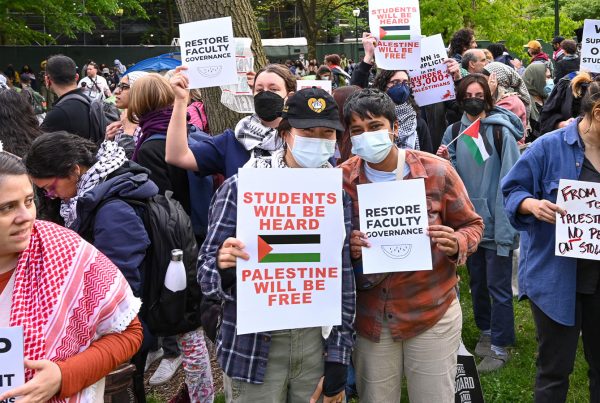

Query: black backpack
451 121 503 160
89 191 202 337
59 92 120 145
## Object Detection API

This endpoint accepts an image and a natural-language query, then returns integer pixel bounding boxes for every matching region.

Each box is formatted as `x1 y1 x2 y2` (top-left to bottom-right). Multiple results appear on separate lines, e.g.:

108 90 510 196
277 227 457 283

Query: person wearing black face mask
165 64 296 180
437 74 523 374
372 69 433 153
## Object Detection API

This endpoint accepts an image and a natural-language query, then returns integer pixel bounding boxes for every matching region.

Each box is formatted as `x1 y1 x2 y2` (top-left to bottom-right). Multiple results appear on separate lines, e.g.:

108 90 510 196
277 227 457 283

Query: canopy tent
123 52 181 74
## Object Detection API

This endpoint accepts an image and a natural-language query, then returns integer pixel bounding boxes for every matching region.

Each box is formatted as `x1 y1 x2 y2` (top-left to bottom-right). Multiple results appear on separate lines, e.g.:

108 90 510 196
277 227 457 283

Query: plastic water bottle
164 249 187 292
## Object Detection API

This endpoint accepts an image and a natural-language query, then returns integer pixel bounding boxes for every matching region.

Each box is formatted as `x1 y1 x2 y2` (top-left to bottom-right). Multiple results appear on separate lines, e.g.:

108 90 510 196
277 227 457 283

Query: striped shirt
340 151 483 341
198 174 356 383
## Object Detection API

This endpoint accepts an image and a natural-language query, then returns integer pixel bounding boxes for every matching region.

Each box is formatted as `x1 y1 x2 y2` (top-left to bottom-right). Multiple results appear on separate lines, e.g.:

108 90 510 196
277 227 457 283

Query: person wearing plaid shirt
198 88 356 403
339 88 483 403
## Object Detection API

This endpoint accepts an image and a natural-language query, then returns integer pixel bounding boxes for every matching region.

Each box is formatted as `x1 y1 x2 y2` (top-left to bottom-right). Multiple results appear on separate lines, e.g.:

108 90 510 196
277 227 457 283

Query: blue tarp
124 52 181 74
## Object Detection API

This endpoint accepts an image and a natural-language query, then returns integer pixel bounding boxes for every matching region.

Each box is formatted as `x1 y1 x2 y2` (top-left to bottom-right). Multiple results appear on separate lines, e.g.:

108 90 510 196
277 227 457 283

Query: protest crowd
0 4 599 403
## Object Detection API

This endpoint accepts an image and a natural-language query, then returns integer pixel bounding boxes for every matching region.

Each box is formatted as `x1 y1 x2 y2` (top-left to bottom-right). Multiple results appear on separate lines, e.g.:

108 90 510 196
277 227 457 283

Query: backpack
451 121 503 160
89 191 202 337
22 86 46 115
59 92 120 145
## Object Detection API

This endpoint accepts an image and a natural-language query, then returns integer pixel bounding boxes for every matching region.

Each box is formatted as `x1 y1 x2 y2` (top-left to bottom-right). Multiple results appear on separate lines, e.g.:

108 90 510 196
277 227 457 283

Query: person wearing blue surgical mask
198 87 356 403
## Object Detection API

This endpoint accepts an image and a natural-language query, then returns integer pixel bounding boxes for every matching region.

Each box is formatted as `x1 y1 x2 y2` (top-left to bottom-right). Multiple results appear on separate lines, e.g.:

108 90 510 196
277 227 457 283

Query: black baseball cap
282 87 344 131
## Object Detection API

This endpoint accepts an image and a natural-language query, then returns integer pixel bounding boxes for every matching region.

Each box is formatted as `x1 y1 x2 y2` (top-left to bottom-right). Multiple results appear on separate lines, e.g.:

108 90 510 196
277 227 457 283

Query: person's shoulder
34 219 82 244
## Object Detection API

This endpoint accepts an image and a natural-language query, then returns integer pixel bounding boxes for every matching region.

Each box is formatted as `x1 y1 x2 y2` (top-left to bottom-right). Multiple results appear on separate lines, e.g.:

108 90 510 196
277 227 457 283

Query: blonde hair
127 73 174 124
572 71 592 98
482 49 494 63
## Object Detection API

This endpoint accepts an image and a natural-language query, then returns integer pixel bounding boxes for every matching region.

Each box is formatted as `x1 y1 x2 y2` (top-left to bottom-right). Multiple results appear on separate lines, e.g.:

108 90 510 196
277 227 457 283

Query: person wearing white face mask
339 88 483 403
198 88 356 403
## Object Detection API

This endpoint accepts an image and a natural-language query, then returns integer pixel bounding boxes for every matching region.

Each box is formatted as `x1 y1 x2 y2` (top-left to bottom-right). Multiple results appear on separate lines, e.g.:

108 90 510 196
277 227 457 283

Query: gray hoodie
442 106 523 256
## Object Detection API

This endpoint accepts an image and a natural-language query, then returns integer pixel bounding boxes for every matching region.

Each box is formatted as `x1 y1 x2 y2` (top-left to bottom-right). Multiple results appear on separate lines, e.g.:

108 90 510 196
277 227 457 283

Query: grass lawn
149 265 591 403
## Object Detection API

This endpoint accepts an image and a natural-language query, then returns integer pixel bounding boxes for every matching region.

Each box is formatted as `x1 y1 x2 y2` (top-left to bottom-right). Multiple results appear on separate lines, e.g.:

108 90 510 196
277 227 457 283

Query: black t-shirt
576 157 600 294
41 88 92 140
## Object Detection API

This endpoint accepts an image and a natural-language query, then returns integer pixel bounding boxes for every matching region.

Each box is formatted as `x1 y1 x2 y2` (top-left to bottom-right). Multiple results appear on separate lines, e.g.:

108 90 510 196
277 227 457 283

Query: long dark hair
24 131 98 179
0 89 41 157
456 74 495 113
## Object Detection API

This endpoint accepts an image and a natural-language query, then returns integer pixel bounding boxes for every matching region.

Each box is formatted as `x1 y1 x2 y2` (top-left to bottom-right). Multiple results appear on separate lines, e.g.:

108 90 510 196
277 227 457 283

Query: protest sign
0 327 24 396
179 17 237 89
581 19 600 73
220 37 255 113
555 179 600 260
409 34 455 106
454 343 485 403
358 179 432 274
236 168 345 335
369 0 421 70
297 79 332 94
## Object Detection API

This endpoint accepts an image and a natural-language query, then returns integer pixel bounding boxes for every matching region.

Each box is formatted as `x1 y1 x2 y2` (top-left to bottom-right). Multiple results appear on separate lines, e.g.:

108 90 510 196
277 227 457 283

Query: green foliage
563 0 600 22
0 0 148 45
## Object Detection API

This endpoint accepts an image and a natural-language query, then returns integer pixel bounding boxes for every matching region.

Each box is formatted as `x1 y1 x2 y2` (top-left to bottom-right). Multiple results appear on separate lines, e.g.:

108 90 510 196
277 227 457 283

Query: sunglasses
42 178 59 199
116 82 131 90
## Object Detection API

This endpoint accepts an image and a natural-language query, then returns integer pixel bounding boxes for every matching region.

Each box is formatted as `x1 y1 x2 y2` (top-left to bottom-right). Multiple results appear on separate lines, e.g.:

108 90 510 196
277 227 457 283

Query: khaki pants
224 327 324 403
354 298 462 403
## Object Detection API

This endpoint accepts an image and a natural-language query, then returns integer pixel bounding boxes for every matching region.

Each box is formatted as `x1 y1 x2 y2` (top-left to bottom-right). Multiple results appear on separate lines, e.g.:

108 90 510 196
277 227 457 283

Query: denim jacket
501 119 584 325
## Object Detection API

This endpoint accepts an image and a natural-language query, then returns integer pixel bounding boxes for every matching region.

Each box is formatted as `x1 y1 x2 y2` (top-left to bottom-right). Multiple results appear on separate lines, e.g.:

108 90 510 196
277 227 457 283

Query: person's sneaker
144 348 164 372
148 355 183 386
474 333 492 357
477 351 509 373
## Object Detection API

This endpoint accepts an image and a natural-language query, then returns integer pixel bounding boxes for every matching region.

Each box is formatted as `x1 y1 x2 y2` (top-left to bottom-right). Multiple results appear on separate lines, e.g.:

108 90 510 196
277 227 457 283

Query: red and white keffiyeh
9 220 141 402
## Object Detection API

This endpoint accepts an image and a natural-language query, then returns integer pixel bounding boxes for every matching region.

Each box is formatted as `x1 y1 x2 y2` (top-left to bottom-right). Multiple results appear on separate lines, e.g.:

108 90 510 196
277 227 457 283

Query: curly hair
449 28 475 56
0 88 41 158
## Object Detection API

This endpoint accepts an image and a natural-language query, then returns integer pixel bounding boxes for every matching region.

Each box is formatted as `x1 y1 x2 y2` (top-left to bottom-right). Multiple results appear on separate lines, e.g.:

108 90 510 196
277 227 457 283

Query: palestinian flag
379 26 411 40
460 118 490 164
258 235 320 263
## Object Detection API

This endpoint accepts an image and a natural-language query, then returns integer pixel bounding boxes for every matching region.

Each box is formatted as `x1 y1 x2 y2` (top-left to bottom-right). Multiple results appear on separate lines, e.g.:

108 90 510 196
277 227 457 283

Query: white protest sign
413 34 447 72
555 179 600 260
297 79 332 94
409 34 455 106
358 179 432 273
0 327 25 395
581 19 600 73
369 0 422 70
221 37 255 113
236 168 345 334
179 17 237 89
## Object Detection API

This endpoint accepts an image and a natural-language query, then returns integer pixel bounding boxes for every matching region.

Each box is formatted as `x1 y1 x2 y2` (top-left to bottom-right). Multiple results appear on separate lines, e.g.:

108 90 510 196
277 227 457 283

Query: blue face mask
350 129 394 163
386 83 410 105
290 134 336 168
544 78 554 96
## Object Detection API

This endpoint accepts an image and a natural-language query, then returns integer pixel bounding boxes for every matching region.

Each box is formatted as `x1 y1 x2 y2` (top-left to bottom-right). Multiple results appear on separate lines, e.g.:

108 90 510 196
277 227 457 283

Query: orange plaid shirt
341 151 483 341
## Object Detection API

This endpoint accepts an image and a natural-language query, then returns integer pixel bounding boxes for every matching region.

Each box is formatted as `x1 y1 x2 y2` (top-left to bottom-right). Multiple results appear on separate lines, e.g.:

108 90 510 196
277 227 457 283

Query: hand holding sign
350 230 370 260
0 360 62 403
520 198 566 224
218 238 250 270
169 66 190 101
427 225 458 256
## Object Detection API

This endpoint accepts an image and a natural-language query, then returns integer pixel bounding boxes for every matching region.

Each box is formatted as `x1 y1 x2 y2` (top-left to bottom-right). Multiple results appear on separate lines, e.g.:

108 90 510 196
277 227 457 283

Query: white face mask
350 129 394 163
289 134 336 168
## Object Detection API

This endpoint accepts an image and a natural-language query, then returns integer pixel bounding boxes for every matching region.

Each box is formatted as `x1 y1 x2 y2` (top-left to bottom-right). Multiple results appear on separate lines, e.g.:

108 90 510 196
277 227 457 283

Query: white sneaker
144 348 164 372
148 355 183 386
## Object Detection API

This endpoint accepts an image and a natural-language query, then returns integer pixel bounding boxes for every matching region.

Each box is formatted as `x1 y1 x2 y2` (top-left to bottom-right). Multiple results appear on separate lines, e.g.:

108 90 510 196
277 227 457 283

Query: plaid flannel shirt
198 173 356 384
340 151 483 341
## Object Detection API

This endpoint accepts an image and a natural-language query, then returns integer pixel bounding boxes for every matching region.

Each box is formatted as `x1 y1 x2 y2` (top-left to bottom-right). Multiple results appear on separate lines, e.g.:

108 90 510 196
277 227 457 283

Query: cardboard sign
555 179 600 260
358 179 432 273
455 343 485 403
581 19 600 73
408 34 455 106
297 80 332 95
221 37 255 113
0 327 25 396
179 17 237 89
369 0 422 70
236 168 345 335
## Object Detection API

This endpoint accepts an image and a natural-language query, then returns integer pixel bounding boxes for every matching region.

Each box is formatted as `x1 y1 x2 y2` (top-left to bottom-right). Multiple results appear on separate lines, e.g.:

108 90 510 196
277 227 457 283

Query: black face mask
461 98 486 116
254 91 284 122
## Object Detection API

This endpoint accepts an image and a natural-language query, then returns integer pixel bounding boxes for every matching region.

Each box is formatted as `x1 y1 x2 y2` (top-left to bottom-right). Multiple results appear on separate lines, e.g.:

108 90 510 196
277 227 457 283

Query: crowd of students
0 24 598 403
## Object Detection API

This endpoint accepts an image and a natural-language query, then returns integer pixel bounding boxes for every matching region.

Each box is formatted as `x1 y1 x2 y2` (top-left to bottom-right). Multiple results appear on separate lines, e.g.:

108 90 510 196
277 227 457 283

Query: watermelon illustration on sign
381 244 412 259
197 65 222 78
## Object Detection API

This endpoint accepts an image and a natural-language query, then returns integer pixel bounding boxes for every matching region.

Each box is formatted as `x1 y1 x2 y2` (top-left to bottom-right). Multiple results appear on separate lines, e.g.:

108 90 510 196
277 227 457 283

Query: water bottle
164 249 187 292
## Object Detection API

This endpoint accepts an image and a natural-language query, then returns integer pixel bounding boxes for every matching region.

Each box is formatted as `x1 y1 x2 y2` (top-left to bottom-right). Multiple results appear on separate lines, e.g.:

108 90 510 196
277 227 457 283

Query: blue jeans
466 247 515 347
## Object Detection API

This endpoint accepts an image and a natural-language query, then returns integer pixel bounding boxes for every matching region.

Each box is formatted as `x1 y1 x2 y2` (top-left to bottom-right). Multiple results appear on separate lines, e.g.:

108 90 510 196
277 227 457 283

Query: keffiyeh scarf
234 114 283 158
394 103 419 150
60 141 127 227
244 148 332 169
9 220 141 402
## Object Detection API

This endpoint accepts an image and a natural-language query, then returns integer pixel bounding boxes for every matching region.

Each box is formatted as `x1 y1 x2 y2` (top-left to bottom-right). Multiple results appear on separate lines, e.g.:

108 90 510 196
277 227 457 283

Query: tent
124 52 181 74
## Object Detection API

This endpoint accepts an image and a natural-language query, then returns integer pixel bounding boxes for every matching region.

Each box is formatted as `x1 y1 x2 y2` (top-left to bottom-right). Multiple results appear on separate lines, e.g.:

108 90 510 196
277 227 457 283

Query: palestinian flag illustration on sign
258 235 321 263
379 25 411 40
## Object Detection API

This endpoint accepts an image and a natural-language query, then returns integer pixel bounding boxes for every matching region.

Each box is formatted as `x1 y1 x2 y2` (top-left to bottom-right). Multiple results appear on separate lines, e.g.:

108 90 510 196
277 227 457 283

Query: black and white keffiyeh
394 103 419 150
234 114 283 158
244 148 332 169
61 141 127 227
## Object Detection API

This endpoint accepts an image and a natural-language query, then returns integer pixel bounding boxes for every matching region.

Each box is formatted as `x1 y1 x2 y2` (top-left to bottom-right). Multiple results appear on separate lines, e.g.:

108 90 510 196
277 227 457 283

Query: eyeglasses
116 82 130 90
42 178 59 199
386 79 408 89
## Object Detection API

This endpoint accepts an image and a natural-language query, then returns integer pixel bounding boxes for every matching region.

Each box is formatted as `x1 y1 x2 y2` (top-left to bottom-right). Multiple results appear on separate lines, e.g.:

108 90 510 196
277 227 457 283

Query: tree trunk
295 0 318 60
175 0 267 133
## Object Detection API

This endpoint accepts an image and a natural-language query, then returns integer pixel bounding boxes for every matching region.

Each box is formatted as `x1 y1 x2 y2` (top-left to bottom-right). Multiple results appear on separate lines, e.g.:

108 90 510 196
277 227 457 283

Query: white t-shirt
78 75 111 100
